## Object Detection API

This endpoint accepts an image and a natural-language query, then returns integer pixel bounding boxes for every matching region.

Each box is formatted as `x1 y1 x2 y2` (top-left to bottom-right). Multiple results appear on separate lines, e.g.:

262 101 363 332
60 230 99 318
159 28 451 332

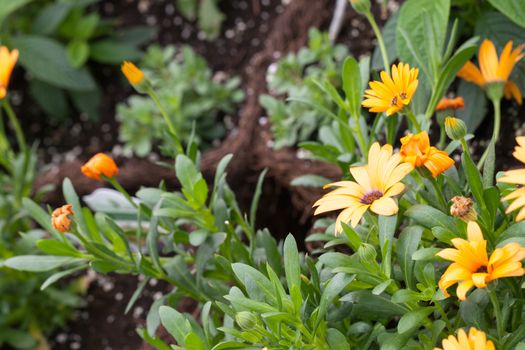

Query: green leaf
198 0 224 39
462 151 485 207
342 56 362 119
378 214 397 277
284 234 302 312
396 0 450 81
456 81 487 133
5 255 84 272
405 204 457 229
32 2 72 35
291 174 331 187
0 0 33 25
487 0 525 28
184 332 206 350
412 248 441 261
13 35 96 91
36 239 80 257
326 328 351 350
67 40 90 68
232 263 276 303
29 79 69 120
398 308 434 333
41 265 87 290
90 40 142 64
397 226 423 289
496 221 525 246
315 273 354 331
341 290 407 320
159 306 191 346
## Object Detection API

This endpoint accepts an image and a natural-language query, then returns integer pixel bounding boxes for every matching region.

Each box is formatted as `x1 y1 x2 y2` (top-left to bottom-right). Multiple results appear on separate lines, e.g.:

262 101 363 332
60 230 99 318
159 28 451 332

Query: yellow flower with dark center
121 61 145 85
436 221 525 300
400 131 454 177
313 143 413 234
498 137 525 221
434 328 495 350
362 62 419 116
457 39 524 104
0 46 19 99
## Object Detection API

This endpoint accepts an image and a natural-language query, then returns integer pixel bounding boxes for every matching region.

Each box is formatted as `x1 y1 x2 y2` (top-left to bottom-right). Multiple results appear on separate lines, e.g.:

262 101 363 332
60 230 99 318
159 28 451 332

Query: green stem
106 177 139 210
405 109 422 133
146 86 184 155
488 288 504 342
3 100 26 152
477 97 501 169
365 13 390 75
354 121 369 159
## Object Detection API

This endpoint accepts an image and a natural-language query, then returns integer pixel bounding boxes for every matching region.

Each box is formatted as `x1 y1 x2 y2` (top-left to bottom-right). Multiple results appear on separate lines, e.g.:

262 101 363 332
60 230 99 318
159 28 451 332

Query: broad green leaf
232 263 276 304
90 40 142 64
462 152 485 207
327 328 351 350
284 234 302 311
341 290 407 320
398 308 434 333
405 204 457 229
5 255 84 272
32 2 71 35
159 306 191 346
13 35 96 91
315 273 354 331
397 226 423 289
67 40 90 68
378 214 397 277
342 56 362 119
497 221 525 246
487 0 525 28
396 0 450 81
456 80 487 133
0 0 33 25
36 239 80 257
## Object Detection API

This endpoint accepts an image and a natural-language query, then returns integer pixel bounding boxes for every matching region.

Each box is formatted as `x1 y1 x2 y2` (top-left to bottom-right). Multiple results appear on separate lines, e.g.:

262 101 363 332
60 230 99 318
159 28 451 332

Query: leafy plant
117 44 244 156
259 28 348 148
175 0 224 40
1 0 154 120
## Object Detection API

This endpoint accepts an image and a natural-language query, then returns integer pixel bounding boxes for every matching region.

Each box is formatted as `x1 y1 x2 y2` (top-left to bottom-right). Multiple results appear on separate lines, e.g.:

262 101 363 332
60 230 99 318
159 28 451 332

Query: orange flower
400 131 454 177
51 204 74 233
362 62 419 116
434 328 495 350
121 61 145 85
0 46 19 99
437 221 525 300
435 97 465 111
457 39 524 104
81 153 118 181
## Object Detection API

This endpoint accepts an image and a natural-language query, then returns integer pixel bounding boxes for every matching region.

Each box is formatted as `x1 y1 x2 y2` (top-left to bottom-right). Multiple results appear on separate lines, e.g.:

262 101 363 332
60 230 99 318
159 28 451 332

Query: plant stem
365 13 390 75
477 97 501 169
146 86 184 155
405 109 422 133
3 100 26 152
488 288 504 341
106 176 139 210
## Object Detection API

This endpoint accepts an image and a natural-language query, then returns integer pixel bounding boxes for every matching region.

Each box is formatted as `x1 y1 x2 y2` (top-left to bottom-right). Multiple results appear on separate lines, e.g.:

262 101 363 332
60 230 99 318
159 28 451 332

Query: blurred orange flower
81 153 118 181
0 46 19 99
121 61 144 85
435 96 465 111
434 327 495 350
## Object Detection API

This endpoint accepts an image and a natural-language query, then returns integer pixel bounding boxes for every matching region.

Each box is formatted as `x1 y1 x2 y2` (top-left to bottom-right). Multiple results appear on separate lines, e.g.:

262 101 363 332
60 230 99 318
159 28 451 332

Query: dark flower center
360 190 383 205
475 265 488 274
390 96 398 106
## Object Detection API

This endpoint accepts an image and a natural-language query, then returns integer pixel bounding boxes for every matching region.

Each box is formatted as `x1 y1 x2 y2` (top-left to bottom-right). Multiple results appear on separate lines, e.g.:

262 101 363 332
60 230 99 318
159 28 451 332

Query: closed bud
235 311 258 331
358 243 377 262
349 0 371 15
450 196 477 222
444 117 467 140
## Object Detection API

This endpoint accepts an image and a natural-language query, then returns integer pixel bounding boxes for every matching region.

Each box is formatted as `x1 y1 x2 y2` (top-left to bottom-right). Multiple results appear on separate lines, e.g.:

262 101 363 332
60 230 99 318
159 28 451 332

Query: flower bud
485 81 504 102
51 204 74 233
349 0 371 15
81 153 119 182
121 61 145 86
450 196 477 222
444 117 467 140
235 311 258 331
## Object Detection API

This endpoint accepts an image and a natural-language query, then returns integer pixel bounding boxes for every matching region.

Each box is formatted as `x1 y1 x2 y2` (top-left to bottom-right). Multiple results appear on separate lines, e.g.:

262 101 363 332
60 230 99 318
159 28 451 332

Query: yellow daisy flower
362 62 419 116
498 136 525 221
458 39 524 104
400 131 455 177
434 328 495 350
437 221 525 300
313 143 413 234
0 46 19 99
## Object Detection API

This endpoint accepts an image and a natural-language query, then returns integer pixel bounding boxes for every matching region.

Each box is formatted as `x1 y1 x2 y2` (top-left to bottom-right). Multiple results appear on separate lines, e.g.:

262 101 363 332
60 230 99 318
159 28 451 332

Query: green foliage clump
260 29 348 148
117 45 244 157
175 0 225 40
